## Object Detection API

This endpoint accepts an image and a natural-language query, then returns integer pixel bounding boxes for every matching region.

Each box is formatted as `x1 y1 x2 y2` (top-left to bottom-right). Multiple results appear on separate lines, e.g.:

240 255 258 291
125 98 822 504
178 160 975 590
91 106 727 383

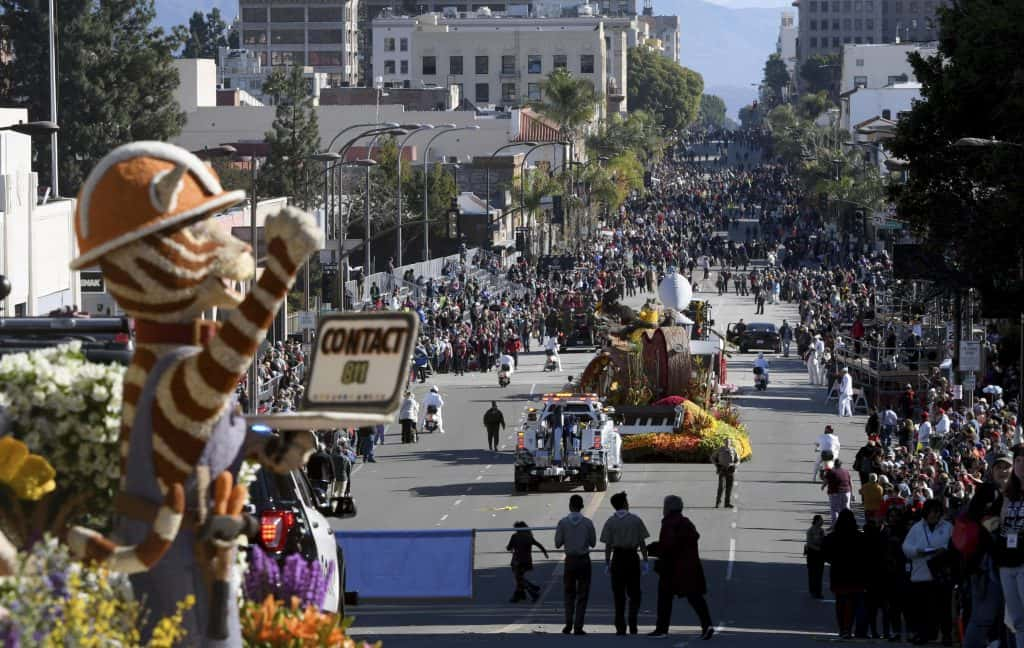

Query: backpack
952 514 981 561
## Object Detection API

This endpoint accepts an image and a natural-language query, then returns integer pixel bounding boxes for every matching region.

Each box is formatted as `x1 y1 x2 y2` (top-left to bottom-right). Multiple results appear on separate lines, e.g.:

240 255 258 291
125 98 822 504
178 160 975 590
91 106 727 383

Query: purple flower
243 546 281 602
1 621 21 648
47 571 68 598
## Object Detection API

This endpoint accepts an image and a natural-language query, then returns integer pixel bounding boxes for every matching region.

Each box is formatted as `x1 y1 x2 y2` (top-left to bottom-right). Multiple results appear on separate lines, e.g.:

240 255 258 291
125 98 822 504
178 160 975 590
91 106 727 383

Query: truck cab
514 393 622 493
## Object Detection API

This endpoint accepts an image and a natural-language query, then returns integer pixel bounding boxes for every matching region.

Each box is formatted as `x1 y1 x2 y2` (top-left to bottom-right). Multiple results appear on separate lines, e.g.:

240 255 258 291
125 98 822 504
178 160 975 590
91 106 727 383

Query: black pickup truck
0 316 134 364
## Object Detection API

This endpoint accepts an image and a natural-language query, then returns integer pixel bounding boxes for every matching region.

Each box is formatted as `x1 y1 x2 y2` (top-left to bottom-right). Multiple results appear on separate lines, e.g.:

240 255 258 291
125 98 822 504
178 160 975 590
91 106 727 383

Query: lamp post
361 128 408 279
484 141 536 227
422 125 478 261
395 124 435 268
518 141 567 229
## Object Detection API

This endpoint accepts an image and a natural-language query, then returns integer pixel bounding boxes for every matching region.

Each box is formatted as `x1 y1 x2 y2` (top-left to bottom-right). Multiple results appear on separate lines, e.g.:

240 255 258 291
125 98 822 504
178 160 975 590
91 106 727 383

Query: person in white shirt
901 499 954 644
916 412 932 451
880 407 898 448
544 336 563 372
498 352 516 378
931 408 950 449
421 385 446 434
837 368 853 417
813 425 841 481
807 334 826 386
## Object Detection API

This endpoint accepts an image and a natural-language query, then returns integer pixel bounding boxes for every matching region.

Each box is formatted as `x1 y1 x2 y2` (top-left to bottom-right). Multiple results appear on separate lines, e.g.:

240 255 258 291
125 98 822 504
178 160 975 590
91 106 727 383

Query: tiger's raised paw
264 206 324 262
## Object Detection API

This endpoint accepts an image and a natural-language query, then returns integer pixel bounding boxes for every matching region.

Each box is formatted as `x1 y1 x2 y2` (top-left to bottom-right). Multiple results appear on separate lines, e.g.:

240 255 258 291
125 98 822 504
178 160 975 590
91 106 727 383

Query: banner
335 529 475 599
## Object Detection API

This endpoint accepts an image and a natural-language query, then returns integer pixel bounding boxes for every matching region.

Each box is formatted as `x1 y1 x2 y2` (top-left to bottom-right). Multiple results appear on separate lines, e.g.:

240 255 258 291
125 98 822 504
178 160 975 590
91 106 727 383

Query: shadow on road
386 448 517 467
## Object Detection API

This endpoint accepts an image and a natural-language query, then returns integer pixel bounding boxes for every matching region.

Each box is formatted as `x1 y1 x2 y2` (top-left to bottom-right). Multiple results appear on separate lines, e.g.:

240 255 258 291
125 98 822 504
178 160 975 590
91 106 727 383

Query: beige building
375 10 626 119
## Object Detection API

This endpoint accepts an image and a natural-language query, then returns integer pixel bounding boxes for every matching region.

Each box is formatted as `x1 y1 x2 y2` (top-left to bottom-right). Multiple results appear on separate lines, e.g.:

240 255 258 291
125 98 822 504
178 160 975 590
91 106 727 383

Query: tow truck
514 393 622 493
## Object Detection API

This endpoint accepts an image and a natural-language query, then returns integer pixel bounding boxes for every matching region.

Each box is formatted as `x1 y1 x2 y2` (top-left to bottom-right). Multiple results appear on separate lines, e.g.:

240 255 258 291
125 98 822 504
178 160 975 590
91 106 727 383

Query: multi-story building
777 11 798 76
839 42 936 94
796 0 948 85
639 13 680 63
237 0 360 87
372 10 626 118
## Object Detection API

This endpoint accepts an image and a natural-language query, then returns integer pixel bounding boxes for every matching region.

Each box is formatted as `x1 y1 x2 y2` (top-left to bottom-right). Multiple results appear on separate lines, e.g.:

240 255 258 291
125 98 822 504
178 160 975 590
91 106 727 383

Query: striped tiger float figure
67 142 322 646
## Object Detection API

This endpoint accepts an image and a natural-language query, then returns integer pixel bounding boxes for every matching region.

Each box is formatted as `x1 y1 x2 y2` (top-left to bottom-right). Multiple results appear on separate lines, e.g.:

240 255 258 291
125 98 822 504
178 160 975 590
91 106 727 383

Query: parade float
0 142 406 647
581 273 752 464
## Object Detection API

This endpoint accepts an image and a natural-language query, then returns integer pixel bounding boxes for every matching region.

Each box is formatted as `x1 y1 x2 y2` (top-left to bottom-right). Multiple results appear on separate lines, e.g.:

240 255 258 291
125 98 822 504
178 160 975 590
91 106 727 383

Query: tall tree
587 111 664 163
173 8 229 59
887 0 1024 308
627 47 703 131
762 53 790 104
0 0 185 193
698 94 727 129
800 53 839 98
260 65 320 207
529 68 602 143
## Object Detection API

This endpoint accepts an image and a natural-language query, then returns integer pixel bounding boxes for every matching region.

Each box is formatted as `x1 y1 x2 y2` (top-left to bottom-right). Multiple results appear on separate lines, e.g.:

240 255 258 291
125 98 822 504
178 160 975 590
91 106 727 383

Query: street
335 272 882 647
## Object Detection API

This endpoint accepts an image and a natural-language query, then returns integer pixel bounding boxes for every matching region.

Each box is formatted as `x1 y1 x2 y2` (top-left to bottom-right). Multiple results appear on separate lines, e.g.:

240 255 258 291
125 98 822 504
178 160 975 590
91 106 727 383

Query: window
580 54 594 73
383 37 395 51
308 51 342 66
854 18 862 29
833 37 840 47
242 7 266 22
475 82 489 102
821 1 828 10
820 20 828 30
308 29 343 44
501 55 516 74
843 18 851 29
843 36 852 43
422 55 436 75
308 7 343 21
865 0 873 9
270 51 303 66
527 82 541 100
832 20 840 29
909 1 918 11
866 18 874 29
854 36 862 43
270 7 304 21
810 19 817 30
271 29 304 44
528 54 542 74
810 37 818 47
854 0 861 9
400 60 408 74
475 55 489 74
400 38 408 52
501 82 517 102
809 0 818 10
882 109 891 119
887 74 907 84
384 60 396 74
243 30 266 45
867 36 874 43
856 58 864 66
854 75 867 87
843 0 851 10
450 55 463 74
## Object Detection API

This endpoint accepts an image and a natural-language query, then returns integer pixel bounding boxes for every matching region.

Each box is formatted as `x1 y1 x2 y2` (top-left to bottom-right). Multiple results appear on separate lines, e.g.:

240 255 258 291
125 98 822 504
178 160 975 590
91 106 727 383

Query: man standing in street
555 494 597 635
779 319 793 357
600 492 650 635
821 458 853 523
838 367 853 417
483 401 506 452
648 495 715 639
712 438 738 508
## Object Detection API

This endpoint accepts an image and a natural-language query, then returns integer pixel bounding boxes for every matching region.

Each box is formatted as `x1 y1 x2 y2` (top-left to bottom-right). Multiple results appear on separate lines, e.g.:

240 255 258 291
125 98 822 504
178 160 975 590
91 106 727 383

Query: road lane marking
485 465 492 470
440 514 448 521
475 475 483 481
454 499 463 506
726 538 736 581
530 383 535 396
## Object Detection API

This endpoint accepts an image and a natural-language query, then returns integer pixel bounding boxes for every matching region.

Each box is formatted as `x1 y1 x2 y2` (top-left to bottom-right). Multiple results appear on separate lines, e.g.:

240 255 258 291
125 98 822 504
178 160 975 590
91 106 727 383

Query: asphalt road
334 275 885 647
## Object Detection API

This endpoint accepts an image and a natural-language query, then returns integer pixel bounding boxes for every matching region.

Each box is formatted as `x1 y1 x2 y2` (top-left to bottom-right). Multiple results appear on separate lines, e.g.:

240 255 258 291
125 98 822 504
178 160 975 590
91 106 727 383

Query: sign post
959 341 982 372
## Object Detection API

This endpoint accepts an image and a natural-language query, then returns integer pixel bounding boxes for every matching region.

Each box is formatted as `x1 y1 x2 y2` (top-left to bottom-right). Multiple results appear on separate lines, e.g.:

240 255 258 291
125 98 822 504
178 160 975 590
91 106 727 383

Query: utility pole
48 0 59 197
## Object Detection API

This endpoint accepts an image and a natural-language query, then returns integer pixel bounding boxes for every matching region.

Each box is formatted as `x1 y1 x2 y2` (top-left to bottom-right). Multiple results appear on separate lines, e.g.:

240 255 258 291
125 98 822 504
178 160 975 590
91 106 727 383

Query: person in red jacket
504 334 522 369
648 495 714 639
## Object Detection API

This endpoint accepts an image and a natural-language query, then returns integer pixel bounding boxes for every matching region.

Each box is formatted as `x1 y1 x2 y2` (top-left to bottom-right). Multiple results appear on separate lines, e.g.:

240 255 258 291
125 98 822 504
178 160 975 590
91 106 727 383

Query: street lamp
484 141 536 229
395 124 436 267
362 129 408 278
0 121 60 136
421 125 479 261
518 141 567 228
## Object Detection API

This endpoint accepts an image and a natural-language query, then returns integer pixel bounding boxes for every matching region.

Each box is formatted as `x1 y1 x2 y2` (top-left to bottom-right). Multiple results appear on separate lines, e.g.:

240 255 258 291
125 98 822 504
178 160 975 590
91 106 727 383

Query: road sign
298 311 317 331
80 271 105 293
303 312 419 413
959 341 982 372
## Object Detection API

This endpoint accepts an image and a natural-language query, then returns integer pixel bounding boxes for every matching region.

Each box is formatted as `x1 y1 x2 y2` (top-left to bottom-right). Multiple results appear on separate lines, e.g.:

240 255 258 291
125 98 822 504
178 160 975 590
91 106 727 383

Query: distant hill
654 0 787 118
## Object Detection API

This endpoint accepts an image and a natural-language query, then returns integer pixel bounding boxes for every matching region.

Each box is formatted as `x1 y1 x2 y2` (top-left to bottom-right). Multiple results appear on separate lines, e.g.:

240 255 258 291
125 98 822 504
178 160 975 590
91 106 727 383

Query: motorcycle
543 350 559 372
423 405 439 434
816 450 836 482
498 365 511 387
753 366 768 391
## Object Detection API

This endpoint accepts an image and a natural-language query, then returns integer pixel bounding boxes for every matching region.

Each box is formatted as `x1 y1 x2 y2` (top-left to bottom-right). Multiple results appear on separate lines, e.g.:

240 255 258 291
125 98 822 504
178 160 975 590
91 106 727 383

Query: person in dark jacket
506 521 549 603
961 482 1004 648
880 504 911 642
805 514 826 598
648 495 714 639
823 509 868 639
483 401 506 452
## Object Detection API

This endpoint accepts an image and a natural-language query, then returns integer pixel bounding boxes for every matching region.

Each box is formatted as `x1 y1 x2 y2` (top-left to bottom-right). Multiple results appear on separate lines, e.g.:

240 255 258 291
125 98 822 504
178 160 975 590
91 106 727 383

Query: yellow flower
0 437 57 500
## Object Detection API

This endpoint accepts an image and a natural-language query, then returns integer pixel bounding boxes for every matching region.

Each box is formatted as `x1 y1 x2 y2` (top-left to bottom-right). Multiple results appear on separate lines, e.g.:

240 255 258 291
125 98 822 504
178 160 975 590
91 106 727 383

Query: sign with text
303 312 418 414
298 311 317 331
80 271 105 293
959 341 982 372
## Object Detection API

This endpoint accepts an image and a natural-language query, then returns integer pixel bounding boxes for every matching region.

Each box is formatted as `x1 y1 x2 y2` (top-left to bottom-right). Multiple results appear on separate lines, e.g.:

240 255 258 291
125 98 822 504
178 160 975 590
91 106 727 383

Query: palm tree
529 68 602 144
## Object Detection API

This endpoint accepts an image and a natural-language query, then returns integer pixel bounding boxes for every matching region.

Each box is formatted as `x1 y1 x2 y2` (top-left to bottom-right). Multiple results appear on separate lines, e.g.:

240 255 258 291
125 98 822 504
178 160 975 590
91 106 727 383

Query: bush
622 422 752 464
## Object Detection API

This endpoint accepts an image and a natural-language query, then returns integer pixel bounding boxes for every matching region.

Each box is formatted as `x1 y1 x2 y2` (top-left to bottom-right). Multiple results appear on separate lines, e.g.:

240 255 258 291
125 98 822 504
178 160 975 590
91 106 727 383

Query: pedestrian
860 473 884 524
823 509 868 639
373 422 386 446
813 424 841 481
821 458 853 524
555 494 597 635
959 482 1004 648
902 499 954 645
506 521 549 603
355 426 375 463
779 319 793 357
600 491 650 635
880 405 898 448
997 445 1024 648
712 438 738 508
399 390 419 444
838 367 853 417
483 400 506 452
805 514 826 598
648 495 715 639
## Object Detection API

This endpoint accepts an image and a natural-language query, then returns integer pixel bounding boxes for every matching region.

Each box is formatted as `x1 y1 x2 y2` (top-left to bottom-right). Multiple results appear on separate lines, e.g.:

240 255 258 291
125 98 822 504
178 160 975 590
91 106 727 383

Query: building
839 42 936 94
796 0 948 83
176 57 325 109
0 108 79 316
839 81 920 137
639 13 680 63
237 0 360 87
217 88 265 107
319 86 459 110
372 10 626 118
777 11 798 75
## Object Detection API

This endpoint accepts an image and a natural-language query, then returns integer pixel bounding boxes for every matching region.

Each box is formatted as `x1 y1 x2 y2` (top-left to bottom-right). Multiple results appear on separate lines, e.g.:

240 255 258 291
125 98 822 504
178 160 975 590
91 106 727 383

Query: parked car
247 459 355 615
726 321 781 353
0 316 133 364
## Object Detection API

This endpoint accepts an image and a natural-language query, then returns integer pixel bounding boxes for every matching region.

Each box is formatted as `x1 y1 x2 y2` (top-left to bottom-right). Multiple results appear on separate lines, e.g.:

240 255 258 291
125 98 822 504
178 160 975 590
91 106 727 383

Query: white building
840 81 920 137
777 11 797 75
639 14 680 63
0 108 79 316
372 10 625 118
839 42 937 95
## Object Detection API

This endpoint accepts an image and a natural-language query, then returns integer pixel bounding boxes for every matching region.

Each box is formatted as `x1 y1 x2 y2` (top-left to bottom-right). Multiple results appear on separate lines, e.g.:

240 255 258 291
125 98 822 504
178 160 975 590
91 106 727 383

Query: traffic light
447 208 459 239
515 231 526 252
551 195 564 225
450 196 458 211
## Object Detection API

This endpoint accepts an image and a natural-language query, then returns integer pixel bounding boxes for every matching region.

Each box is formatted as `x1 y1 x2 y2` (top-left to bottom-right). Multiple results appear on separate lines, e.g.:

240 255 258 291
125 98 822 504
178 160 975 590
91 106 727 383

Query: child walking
506 521 549 602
